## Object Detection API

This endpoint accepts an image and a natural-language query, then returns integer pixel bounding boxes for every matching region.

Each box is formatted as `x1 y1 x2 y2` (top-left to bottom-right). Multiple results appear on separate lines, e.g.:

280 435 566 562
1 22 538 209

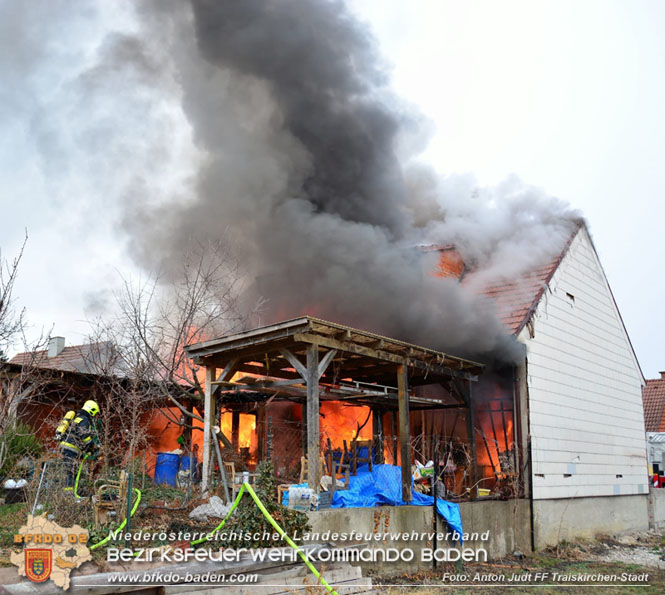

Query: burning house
440 221 649 546
184 220 649 553
25 0 648 556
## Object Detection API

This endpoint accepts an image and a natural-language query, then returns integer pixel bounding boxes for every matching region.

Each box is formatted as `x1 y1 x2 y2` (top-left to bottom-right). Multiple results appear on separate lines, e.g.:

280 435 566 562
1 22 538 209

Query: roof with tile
430 228 577 336
9 341 121 375
643 375 665 432
463 261 562 335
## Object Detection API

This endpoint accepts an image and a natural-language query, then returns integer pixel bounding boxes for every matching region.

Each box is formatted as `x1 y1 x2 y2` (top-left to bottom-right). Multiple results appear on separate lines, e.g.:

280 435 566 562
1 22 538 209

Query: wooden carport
184 316 483 500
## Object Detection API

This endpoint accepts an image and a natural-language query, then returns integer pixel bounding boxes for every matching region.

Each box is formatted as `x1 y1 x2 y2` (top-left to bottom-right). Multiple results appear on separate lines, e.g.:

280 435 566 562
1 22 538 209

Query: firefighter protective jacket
59 409 100 456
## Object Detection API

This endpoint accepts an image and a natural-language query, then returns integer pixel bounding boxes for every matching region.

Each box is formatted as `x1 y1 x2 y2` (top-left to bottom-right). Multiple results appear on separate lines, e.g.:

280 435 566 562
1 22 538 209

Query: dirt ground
3 493 665 593
370 531 665 593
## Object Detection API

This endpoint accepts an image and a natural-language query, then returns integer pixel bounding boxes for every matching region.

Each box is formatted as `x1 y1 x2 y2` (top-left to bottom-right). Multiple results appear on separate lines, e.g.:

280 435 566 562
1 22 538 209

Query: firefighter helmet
82 400 100 417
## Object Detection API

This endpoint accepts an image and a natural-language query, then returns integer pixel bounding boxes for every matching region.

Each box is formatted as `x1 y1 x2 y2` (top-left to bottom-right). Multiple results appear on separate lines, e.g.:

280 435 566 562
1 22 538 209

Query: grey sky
1 0 663 376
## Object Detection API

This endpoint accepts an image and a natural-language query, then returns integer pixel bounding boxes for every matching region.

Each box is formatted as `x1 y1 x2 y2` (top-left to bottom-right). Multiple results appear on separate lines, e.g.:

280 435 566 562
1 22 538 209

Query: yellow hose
191 483 339 595
73 453 90 499
89 488 142 551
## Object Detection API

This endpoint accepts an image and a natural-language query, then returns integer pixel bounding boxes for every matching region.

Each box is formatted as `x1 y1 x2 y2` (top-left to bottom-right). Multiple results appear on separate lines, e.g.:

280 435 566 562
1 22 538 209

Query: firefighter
58 400 101 492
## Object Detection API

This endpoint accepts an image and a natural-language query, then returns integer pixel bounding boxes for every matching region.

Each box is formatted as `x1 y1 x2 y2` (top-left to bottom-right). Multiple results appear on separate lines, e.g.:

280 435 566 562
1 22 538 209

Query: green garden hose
89 487 142 551
191 483 339 595
73 453 90 499
87 482 337 594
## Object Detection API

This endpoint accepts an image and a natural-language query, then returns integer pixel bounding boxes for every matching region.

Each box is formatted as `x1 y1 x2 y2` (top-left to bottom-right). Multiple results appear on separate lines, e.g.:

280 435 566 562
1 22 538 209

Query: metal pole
213 428 231 503
124 469 133 549
31 459 48 516
467 380 478 498
187 449 193 502
488 402 500 451
480 429 498 478
499 401 510 451
432 435 438 570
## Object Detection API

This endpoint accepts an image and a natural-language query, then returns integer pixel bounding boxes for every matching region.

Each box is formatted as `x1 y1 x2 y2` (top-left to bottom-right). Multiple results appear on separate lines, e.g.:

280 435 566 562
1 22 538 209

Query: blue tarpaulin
282 464 463 539
331 464 463 538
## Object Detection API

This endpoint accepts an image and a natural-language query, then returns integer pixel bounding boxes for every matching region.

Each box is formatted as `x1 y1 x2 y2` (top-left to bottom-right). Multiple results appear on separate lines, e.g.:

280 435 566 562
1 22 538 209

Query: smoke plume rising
3 0 579 361
118 0 579 361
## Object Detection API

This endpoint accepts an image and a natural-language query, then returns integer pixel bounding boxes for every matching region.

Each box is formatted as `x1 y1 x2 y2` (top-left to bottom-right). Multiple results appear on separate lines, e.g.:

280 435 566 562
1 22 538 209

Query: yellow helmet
82 400 100 417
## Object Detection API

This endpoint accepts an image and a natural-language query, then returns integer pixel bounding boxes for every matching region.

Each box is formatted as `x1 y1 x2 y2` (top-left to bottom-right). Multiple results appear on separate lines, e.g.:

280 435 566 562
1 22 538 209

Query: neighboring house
434 221 649 547
642 372 665 474
9 337 123 376
6 337 198 475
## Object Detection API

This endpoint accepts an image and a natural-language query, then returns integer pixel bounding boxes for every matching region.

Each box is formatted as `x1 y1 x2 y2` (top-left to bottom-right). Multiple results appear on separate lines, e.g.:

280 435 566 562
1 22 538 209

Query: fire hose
190 482 339 595
72 468 337 593
71 454 143 551
73 453 91 499
89 487 142 551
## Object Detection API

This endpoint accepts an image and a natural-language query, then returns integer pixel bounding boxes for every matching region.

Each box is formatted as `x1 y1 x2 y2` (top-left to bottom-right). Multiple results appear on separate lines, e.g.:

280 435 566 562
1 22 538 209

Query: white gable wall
519 226 648 500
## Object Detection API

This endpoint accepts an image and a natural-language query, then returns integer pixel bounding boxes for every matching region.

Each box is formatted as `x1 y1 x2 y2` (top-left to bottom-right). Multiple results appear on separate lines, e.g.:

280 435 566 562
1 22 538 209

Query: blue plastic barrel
154 453 180 486
180 455 192 471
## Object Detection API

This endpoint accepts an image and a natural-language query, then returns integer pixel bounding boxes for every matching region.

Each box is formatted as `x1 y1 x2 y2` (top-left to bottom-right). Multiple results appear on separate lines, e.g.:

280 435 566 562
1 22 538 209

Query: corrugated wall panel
524 227 648 499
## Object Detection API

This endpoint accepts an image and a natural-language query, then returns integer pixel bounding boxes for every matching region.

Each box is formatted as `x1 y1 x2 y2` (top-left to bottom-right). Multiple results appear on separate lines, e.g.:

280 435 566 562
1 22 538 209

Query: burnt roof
185 316 483 409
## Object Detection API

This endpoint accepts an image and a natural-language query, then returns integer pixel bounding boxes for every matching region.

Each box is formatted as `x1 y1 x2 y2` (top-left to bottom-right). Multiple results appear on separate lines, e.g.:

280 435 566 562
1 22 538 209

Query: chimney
48 336 65 358
660 371 665 380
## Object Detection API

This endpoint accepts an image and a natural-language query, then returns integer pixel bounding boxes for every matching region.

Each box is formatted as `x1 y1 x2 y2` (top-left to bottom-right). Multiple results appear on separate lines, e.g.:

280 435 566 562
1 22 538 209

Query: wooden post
301 401 307 457
257 403 266 462
306 344 321 492
372 407 385 464
397 364 411 502
466 380 479 498
231 410 240 451
432 434 438 570
392 412 398 465
182 398 193 451
202 366 216 496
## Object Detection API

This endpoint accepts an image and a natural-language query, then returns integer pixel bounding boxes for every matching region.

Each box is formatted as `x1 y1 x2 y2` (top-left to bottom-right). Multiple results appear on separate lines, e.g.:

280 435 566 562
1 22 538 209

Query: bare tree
0 235 56 479
0 234 27 353
112 240 257 439
78 239 257 475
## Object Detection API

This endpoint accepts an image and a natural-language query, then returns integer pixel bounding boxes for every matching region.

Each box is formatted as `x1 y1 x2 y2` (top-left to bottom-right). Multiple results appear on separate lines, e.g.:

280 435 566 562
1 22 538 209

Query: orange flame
320 402 372 448
221 411 256 449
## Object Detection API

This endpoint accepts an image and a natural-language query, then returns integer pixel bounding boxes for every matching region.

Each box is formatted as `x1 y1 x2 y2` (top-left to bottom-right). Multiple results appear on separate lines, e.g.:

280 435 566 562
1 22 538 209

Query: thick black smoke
115 0 578 361
190 0 408 235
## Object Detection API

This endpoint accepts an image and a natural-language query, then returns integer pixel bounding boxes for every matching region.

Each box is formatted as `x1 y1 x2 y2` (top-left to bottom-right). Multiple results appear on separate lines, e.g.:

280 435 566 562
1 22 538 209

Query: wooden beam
210 358 240 402
301 401 307 457
317 348 337 379
224 378 305 390
294 332 478 381
279 348 307 380
189 323 306 361
372 407 384 464
397 364 411 502
466 380 479 498
306 344 321 491
231 410 240 450
257 403 266 461
234 362 301 380
202 365 216 496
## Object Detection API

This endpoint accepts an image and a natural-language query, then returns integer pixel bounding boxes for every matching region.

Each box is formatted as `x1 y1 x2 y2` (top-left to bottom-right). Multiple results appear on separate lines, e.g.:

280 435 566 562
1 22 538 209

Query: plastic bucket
154 453 180 486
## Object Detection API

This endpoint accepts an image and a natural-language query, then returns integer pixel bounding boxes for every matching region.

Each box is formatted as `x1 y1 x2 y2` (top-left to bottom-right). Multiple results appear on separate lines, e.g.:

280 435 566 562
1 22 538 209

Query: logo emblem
25 549 52 582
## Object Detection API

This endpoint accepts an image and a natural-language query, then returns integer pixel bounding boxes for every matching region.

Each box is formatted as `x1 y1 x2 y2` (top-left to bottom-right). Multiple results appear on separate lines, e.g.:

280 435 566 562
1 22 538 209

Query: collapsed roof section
185 316 483 409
